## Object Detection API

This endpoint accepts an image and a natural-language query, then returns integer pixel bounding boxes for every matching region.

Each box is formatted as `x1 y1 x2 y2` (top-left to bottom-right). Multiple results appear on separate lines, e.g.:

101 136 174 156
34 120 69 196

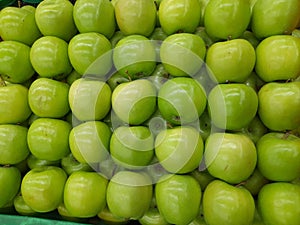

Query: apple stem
235 181 247 187
0 75 6 87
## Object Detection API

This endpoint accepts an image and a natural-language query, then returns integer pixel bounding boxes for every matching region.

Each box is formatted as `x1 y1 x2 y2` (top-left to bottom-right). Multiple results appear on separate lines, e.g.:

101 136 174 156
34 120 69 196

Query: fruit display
0 0 300 225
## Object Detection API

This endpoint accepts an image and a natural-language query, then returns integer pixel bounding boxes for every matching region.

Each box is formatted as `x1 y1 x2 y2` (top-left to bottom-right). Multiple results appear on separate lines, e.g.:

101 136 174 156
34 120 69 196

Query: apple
98 206 129 225
256 132 300 182
68 78 112 121
198 0 210 26
110 31 126 48
61 153 93 175
0 124 29 165
28 78 70 118
0 166 21 208
251 0 300 39
27 154 60 170
237 116 268 144
35 0 78 41
149 27 168 42
69 121 112 164
30 36 73 79
255 35 300 82
0 40 35 83
113 35 157 79
155 174 202 225
21 166 67 213
190 169 215 191
198 109 212 141
64 171 108 218
27 118 72 161
206 39 256 83
68 32 112 76
240 30 260 48
143 109 168 137
0 83 32 124
258 182 300 225
204 0 251 40
107 72 130 90
111 79 157 125
208 83 258 130
242 168 269 196
0 5 42 46
160 33 206 77
155 126 204 174
146 64 170 92
258 81 300 131
158 77 207 125
106 170 153 219
114 0 156 37
139 207 169 225
73 0 116 39
57 202 89 223
204 133 257 184
203 179 255 225
194 26 215 48
110 126 155 169
158 0 201 35
13 194 36 216
244 72 265 92
66 70 82 85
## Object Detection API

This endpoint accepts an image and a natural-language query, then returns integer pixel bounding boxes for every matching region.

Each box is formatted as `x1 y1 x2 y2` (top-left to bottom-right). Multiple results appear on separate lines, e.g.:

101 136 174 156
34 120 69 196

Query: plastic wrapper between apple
0 0 300 225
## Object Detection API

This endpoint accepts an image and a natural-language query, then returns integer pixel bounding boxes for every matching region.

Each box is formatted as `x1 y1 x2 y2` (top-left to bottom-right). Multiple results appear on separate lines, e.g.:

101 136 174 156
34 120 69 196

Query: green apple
0 41 35 83
242 168 269 196
204 0 251 40
198 0 210 26
146 64 170 92
30 36 73 78
35 0 77 41
110 31 126 48
114 0 156 37
155 174 201 225
73 0 116 39
256 132 300 182
0 84 32 124
0 5 42 46
110 126 154 169
0 124 29 165
158 77 207 125
159 0 201 35
28 78 70 118
138 207 170 225
111 79 157 125
57 202 89 223
203 179 255 225
198 109 212 141
113 35 156 79
21 166 67 213
255 35 300 82
149 27 168 42
61 153 93 175
68 78 112 121
27 118 72 161
107 72 130 90
244 72 265 92
208 83 258 130
258 81 300 131
237 116 268 144
206 39 256 83
155 126 204 174
98 206 130 225
13 194 36 216
204 133 257 184
258 182 300 225
190 169 215 191
160 33 206 77
66 70 82 85
64 171 108 218
251 0 300 39
106 171 153 219
27 154 60 170
69 121 111 164
68 32 112 76
0 166 21 208
194 26 215 48
240 30 260 48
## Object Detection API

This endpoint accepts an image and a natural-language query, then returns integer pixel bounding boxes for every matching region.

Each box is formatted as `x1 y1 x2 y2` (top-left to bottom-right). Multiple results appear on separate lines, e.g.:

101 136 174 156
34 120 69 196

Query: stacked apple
0 0 300 224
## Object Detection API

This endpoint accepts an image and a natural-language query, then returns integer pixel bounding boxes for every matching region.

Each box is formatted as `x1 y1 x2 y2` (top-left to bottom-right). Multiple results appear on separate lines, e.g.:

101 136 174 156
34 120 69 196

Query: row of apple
0 0 300 224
